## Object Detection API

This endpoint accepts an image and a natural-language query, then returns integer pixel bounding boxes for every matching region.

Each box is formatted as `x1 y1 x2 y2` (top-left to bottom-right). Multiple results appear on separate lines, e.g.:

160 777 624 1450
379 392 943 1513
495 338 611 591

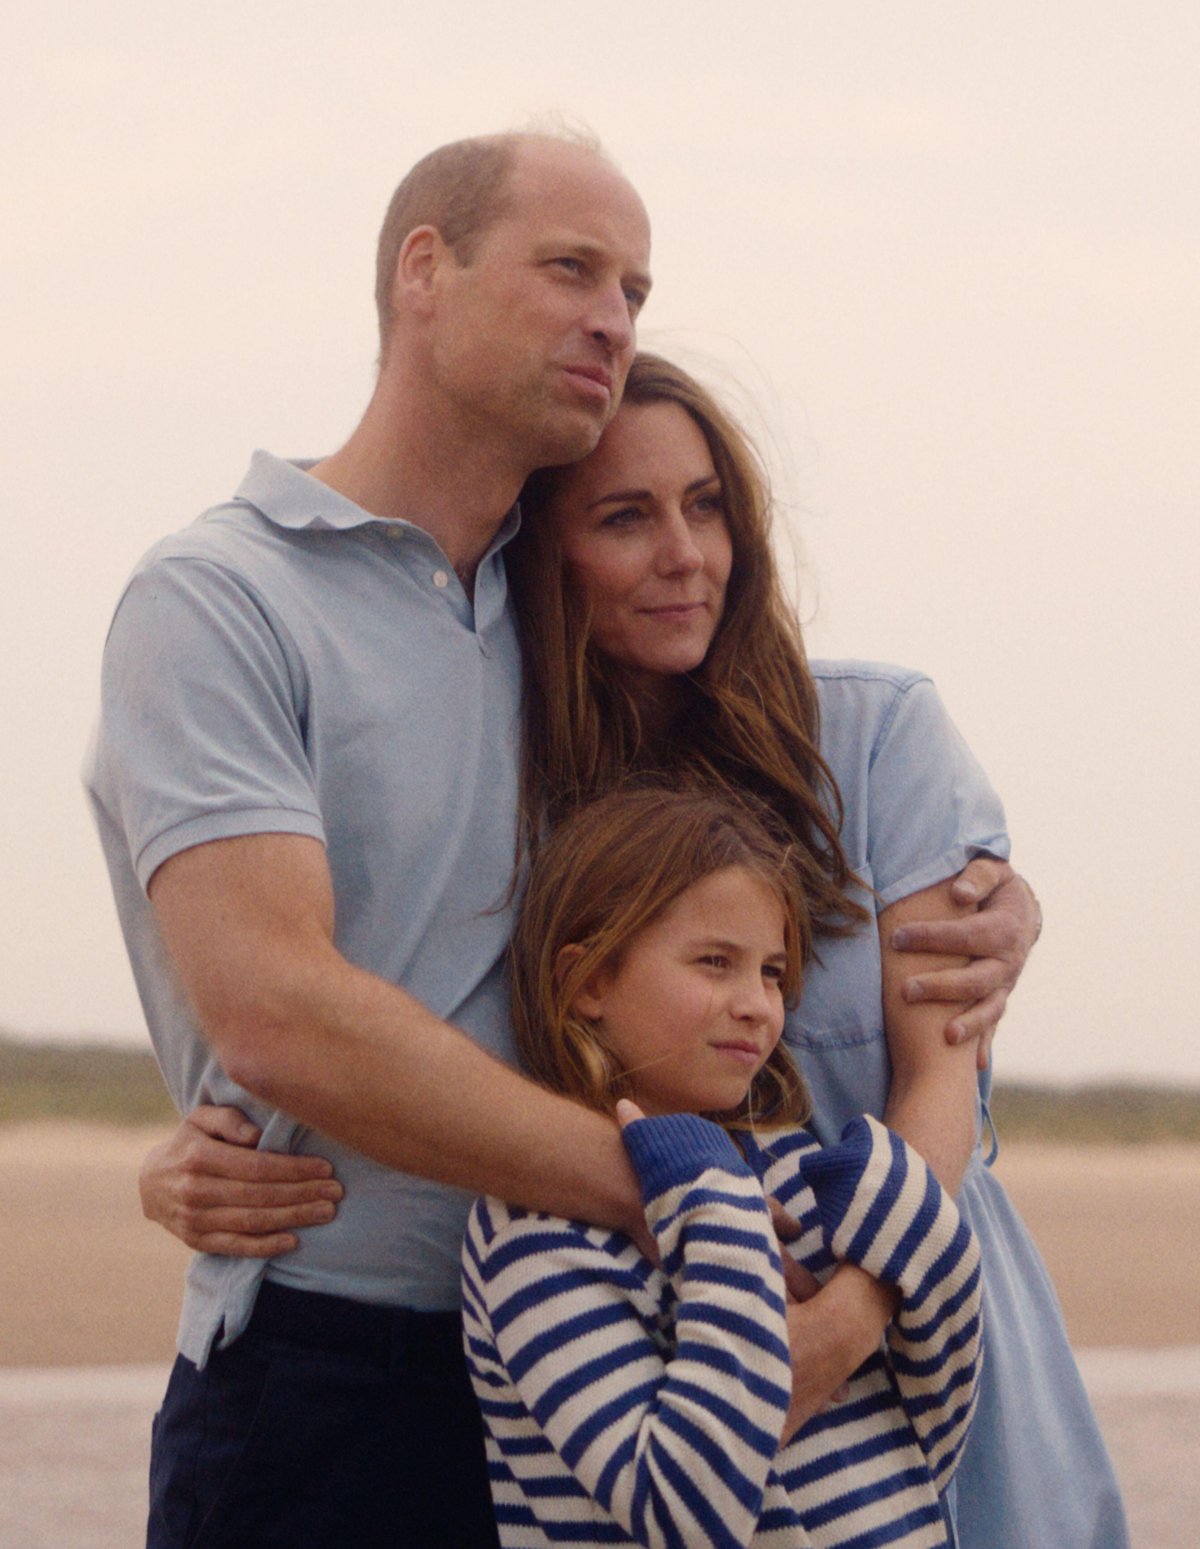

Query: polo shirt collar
233 450 522 552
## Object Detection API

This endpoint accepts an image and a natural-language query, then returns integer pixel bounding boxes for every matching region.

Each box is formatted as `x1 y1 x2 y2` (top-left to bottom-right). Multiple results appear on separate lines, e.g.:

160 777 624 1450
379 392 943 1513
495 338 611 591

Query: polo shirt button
432 569 450 588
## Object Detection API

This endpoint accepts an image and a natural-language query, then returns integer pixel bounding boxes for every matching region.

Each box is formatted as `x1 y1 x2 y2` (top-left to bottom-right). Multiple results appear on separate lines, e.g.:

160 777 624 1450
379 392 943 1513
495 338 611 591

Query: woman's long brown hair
507 352 868 937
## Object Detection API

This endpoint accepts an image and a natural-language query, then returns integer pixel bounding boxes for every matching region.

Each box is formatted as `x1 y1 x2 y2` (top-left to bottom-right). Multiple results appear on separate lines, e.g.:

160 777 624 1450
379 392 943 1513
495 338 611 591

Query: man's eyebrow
585 474 721 513
538 238 652 297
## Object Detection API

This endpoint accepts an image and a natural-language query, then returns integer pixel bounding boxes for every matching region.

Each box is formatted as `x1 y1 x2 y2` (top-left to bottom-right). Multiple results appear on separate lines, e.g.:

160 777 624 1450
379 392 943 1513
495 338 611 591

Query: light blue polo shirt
85 452 522 1365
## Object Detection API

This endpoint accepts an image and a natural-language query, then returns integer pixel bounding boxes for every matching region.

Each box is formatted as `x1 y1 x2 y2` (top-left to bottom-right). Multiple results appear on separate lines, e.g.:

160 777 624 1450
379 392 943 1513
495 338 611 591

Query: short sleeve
863 675 1009 906
93 556 325 889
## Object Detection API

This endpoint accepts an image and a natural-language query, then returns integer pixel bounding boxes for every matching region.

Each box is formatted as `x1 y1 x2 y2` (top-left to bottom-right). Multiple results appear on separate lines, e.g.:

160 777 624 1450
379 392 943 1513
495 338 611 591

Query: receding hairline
373 126 626 350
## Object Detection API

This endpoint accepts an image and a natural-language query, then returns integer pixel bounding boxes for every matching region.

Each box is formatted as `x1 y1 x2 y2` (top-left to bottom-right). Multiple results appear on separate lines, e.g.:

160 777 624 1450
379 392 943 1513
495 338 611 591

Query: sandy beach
3 1121 1199 1544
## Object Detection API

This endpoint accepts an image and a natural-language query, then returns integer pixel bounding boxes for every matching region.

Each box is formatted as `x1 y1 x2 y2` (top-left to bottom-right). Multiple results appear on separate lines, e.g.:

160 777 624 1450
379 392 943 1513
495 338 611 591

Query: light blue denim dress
790 661 1129 1549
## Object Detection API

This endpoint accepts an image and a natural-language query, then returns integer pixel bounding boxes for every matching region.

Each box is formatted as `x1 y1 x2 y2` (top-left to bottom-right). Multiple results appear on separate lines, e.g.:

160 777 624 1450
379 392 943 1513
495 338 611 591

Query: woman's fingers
140 1111 342 1254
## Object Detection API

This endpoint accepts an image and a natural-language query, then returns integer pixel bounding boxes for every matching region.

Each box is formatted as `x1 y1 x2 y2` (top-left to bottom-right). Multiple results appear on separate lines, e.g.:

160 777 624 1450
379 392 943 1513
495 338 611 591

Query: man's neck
308 375 525 576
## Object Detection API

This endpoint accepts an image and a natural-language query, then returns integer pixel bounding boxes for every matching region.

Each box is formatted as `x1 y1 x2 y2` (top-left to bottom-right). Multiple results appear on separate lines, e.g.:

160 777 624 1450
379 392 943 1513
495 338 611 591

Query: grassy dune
0 1035 176 1126
2 1033 1197 1142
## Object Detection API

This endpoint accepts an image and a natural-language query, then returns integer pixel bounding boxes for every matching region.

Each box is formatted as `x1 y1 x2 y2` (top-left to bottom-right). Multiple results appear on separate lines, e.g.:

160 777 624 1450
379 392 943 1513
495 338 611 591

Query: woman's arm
462 1109 795 1549
140 1107 343 1256
879 877 981 1194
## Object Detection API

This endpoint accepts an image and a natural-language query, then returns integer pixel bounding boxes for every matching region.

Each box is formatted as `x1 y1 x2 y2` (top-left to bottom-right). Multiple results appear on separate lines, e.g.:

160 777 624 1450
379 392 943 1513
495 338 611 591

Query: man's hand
139 1106 343 1257
889 858 1041 1069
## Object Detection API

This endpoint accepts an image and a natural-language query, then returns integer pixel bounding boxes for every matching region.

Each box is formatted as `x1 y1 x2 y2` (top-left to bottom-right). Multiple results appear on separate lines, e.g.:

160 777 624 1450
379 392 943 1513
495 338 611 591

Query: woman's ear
555 944 607 1021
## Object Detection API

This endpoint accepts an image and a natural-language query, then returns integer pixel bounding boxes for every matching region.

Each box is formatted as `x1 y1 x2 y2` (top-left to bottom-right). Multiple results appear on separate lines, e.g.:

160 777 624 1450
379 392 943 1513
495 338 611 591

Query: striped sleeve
797 1114 984 1488
466 1113 794 1548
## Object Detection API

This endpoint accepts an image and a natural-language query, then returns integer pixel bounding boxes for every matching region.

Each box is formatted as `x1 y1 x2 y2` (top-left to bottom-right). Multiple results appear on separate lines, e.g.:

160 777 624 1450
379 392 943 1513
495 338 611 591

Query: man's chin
534 413 608 470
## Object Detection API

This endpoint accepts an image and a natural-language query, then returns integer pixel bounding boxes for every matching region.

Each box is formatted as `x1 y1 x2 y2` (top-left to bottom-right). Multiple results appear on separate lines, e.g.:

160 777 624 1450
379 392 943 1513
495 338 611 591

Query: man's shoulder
133 499 283 576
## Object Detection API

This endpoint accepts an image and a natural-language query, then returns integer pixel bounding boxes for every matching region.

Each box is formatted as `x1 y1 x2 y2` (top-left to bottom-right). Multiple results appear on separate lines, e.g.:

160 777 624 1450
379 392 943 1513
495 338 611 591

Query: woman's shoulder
809 657 933 705
808 659 952 760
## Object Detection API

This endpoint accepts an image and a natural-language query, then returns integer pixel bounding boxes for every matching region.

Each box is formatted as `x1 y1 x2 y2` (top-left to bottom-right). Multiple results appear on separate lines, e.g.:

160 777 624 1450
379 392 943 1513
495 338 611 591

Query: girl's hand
615 1098 646 1129
139 1105 343 1257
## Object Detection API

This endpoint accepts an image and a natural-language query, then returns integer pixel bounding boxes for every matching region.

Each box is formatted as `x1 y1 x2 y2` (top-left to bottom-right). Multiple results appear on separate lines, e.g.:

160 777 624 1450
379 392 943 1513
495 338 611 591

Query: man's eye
555 257 584 275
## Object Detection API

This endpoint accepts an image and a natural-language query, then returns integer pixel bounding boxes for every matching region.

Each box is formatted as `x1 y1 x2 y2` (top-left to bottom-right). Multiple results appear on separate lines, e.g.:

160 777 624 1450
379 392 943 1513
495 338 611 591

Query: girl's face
547 400 734 687
570 865 789 1117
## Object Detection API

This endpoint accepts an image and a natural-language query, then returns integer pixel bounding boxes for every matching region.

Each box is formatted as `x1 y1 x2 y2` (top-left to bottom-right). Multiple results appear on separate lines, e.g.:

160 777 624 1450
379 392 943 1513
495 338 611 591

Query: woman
142 354 1126 1547
465 785 982 1548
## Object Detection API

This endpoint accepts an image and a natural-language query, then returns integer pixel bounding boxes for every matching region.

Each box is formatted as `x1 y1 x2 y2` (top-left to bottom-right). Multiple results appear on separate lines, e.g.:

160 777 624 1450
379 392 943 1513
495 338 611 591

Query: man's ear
555 944 606 1021
394 225 446 318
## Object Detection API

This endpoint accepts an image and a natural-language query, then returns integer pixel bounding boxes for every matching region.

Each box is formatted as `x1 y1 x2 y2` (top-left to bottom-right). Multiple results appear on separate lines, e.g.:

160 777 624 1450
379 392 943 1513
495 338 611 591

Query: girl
463 785 981 1549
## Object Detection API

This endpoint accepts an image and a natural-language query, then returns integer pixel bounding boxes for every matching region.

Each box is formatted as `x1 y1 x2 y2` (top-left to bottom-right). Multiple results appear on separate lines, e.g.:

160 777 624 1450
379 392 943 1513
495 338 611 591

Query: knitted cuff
621 1112 749 1204
796 1113 950 1291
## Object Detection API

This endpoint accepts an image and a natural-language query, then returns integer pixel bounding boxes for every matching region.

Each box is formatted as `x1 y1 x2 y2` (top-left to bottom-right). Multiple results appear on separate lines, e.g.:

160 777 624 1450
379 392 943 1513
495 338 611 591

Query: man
88 131 662 1548
89 130 1032 1547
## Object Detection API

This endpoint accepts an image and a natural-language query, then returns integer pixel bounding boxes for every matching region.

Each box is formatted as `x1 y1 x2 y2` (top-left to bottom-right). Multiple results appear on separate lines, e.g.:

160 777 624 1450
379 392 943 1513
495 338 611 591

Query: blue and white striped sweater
462 1113 982 1548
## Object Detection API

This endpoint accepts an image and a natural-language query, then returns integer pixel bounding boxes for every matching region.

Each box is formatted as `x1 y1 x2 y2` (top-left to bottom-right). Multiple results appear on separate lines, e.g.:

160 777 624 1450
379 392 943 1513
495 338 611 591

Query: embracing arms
139 855 1037 1250
146 830 645 1240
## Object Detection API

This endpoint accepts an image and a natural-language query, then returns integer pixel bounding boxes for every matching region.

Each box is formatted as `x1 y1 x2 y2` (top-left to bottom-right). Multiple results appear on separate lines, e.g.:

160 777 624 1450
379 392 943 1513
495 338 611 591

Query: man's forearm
214 942 643 1234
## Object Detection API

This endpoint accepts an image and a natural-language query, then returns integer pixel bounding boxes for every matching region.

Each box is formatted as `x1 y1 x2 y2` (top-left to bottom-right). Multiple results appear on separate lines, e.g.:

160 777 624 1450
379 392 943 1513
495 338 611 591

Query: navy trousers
147 1281 500 1548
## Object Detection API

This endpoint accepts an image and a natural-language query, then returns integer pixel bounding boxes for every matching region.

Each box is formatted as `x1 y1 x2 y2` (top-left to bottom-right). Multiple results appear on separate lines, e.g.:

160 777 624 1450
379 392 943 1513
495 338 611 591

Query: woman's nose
656 513 704 574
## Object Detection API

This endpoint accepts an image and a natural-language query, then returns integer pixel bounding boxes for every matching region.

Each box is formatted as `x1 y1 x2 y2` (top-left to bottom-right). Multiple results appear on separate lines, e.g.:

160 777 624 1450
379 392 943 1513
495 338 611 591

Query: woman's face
547 400 734 685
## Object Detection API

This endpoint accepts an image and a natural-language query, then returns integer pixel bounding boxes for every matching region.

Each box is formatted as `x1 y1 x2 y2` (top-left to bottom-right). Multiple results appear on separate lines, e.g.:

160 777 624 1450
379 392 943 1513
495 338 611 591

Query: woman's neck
627 672 692 745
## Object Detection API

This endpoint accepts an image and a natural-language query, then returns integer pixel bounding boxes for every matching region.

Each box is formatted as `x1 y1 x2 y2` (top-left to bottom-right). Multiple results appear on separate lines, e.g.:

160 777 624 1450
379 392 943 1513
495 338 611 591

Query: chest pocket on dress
783 864 890 1141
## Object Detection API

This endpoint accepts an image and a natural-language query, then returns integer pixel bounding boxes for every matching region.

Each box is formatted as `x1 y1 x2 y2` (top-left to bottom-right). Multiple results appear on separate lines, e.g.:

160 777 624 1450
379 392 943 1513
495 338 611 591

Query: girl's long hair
507 351 868 936
510 786 812 1131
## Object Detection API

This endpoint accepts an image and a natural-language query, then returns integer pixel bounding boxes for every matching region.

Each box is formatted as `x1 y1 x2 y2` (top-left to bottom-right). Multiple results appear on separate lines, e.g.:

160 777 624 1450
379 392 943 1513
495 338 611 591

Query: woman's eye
691 493 725 517
601 506 642 529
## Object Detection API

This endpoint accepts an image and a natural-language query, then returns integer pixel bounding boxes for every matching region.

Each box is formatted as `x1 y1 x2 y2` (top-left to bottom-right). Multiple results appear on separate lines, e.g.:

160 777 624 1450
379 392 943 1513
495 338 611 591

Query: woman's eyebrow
585 475 722 512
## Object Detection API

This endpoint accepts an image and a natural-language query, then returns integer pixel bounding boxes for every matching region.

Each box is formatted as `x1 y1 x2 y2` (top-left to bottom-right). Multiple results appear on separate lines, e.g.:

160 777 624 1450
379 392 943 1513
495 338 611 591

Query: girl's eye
698 954 729 970
762 964 786 985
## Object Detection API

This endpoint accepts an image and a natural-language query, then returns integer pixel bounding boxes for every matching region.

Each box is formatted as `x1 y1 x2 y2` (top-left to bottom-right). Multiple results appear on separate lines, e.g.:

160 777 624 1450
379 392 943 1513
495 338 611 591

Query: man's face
427 141 653 474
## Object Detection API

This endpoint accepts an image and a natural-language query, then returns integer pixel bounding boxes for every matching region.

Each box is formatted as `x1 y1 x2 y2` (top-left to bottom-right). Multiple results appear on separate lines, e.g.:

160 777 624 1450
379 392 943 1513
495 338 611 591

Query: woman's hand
888 857 1041 1069
139 1105 343 1257
781 1265 896 1440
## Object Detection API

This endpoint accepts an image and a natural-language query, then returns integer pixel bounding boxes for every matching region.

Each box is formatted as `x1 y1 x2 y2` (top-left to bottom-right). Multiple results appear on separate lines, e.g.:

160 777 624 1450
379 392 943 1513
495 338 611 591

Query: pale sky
3 2 1197 1085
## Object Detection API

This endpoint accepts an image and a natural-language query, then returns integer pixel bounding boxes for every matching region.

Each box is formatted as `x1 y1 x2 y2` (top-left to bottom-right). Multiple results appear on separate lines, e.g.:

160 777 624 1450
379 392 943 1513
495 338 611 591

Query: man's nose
588 281 635 355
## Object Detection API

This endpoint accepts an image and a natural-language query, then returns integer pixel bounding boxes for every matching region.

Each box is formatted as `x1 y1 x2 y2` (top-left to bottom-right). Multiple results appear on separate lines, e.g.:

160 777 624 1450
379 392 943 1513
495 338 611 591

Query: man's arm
148 830 645 1236
890 856 1041 1069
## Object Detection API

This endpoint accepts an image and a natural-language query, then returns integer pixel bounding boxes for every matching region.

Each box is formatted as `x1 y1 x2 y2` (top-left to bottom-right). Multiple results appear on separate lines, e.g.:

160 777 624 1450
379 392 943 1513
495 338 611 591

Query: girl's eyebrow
586 474 722 513
684 935 788 961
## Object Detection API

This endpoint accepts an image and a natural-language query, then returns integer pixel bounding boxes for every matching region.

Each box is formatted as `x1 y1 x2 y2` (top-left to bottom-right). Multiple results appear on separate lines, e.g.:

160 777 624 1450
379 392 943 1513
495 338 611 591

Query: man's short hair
374 136 519 351
373 126 604 353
